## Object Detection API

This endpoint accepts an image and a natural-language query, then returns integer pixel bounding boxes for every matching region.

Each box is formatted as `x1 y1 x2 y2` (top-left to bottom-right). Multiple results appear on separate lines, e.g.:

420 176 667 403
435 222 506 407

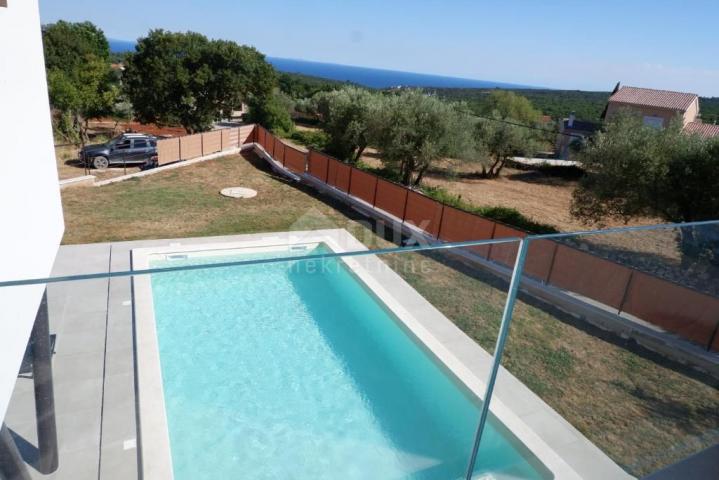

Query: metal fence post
465 237 530 480
617 270 635 314
544 242 559 284
436 205 446 240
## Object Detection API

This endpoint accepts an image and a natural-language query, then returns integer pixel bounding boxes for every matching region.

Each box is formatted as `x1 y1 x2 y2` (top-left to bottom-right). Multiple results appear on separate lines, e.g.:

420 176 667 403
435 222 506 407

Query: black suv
80 133 158 169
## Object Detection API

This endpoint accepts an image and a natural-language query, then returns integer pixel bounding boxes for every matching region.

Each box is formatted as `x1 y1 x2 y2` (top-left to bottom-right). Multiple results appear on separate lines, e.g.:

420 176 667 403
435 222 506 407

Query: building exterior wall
683 97 700 125
605 102 689 128
0 0 64 422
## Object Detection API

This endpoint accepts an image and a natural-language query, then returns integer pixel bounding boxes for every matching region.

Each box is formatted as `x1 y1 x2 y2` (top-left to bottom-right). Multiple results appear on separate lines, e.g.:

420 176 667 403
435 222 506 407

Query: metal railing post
465 237 530 480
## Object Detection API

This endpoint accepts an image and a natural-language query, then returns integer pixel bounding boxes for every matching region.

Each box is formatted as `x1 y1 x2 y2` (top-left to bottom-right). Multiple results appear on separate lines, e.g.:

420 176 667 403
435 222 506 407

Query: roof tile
609 86 698 111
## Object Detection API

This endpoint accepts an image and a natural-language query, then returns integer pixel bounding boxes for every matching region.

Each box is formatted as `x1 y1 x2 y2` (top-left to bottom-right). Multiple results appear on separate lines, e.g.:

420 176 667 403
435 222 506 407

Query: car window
133 139 148 149
115 139 132 150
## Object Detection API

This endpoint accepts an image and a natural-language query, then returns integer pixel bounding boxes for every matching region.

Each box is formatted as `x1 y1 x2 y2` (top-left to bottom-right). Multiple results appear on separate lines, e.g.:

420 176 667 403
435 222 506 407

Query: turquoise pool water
149 245 546 479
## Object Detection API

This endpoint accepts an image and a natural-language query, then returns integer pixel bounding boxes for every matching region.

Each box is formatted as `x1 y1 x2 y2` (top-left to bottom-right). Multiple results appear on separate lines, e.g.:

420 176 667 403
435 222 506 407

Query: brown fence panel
403 191 444 237
266 131 275 157
157 138 180 165
239 124 255 145
284 146 307 173
489 224 527 267
438 206 495 258
548 245 633 310
202 130 222 156
524 240 558 281
349 168 378 204
327 158 351 192
257 127 267 150
374 179 407 220
222 128 239 150
308 151 329 182
273 138 285 164
621 271 719 348
179 133 202 160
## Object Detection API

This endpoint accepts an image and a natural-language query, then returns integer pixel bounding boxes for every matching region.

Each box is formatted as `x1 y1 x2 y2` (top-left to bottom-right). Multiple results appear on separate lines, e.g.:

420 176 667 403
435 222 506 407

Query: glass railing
0 221 717 480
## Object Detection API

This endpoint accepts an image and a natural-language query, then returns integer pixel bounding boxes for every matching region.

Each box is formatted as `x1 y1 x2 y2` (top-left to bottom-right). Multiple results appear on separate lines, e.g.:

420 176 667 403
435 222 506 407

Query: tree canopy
573 113 719 264
373 90 473 186
42 21 118 143
471 91 544 177
123 30 276 133
313 86 380 162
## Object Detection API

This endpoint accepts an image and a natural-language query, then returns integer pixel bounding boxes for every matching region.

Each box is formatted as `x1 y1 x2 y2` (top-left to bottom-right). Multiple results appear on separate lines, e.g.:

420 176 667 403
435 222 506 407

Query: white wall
0 0 64 423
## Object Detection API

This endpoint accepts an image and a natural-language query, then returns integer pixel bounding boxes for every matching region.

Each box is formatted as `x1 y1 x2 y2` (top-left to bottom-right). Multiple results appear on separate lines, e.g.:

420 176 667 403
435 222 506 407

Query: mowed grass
61 152 719 476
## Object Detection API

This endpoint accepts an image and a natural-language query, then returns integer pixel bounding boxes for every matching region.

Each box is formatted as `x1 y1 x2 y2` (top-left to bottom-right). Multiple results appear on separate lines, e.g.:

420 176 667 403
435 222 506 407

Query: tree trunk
352 142 367 164
413 165 429 187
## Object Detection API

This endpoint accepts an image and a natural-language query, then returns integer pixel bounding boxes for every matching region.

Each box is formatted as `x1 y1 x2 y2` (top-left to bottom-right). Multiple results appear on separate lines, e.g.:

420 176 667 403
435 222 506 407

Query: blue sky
40 0 719 96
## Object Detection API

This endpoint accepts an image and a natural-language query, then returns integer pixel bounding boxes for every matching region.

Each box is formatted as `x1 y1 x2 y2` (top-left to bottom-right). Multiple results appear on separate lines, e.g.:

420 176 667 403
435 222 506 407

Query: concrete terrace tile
101 372 135 409
50 350 105 387
55 309 107 335
48 446 100 480
54 378 103 414
99 400 136 446
55 405 102 454
99 439 138 480
103 347 134 378
53 327 107 357
519 408 583 448
3 388 37 425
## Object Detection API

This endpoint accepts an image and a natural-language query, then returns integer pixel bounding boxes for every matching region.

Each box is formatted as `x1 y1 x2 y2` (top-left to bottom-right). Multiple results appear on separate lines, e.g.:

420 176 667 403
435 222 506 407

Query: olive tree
373 90 473 186
472 91 543 178
314 86 380 162
573 113 719 264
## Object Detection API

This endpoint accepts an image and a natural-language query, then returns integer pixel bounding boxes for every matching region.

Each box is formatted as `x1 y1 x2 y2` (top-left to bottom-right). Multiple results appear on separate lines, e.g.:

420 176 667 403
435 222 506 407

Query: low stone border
59 174 96 189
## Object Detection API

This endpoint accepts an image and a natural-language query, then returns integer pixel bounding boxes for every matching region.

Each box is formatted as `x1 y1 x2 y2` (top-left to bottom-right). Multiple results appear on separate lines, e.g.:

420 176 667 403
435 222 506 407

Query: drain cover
220 187 257 199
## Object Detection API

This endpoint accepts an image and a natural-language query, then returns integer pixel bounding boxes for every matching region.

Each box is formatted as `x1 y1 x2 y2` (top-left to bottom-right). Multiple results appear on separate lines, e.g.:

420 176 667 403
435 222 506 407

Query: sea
109 39 532 90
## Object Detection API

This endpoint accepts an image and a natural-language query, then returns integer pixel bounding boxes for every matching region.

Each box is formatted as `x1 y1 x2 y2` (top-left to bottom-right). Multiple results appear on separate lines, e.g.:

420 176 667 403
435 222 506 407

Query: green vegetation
430 88 610 121
278 72 347 99
288 129 329 151
472 91 546 177
700 97 719 124
313 86 381 162
373 90 475 186
43 21 119 143
123 30 276 133
247 91 295 134
421 185 558 234
573 112 719 263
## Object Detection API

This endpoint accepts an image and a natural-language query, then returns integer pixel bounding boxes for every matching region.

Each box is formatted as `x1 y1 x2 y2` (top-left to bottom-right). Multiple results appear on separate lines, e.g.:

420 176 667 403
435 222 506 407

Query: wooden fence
156 124 256 166
254 124 719 352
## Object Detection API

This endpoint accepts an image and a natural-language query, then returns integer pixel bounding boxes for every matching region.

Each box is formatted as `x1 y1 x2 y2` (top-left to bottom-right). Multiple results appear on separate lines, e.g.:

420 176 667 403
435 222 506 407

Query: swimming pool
133 232 558 479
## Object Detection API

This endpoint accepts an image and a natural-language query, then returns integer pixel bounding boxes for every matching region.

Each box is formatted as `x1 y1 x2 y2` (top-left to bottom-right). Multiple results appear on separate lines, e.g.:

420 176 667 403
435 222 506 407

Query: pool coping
131 229 630 480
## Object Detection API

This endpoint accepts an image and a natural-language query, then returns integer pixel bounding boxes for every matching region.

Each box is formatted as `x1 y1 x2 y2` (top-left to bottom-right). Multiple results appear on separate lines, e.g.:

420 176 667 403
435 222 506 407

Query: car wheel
92 156 109 170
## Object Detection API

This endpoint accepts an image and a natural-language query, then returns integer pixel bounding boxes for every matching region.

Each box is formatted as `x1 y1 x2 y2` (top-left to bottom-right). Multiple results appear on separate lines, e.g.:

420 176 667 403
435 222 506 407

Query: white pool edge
131 229 626 480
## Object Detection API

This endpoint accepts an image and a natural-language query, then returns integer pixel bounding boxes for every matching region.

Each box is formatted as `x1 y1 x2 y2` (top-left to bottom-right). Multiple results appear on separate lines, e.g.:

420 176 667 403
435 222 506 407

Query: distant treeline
277 72 719 124
429 88 719 124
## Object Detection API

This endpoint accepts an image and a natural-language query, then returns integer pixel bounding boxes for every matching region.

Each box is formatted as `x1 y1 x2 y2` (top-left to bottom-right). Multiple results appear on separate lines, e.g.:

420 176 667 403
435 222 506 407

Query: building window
643 116 664 129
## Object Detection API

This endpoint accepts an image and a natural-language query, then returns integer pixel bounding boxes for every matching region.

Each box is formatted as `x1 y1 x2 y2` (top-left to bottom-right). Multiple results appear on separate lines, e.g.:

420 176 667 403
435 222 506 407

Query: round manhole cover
220 187 258 199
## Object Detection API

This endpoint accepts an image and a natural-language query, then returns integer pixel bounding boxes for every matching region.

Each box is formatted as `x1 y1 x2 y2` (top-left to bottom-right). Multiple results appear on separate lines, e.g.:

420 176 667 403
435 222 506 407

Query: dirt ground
55 143 142 181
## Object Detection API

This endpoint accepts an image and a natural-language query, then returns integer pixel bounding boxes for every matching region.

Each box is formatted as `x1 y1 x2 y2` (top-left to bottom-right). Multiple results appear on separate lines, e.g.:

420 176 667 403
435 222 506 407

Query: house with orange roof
602 84 719 138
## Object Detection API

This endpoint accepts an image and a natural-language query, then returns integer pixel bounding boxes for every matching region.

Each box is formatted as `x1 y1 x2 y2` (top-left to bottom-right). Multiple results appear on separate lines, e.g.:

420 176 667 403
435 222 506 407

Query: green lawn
61 152 719 476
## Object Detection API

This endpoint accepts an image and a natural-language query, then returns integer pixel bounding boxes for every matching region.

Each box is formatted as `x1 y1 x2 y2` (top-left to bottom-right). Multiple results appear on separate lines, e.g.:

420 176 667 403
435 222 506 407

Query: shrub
288 130 329 151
